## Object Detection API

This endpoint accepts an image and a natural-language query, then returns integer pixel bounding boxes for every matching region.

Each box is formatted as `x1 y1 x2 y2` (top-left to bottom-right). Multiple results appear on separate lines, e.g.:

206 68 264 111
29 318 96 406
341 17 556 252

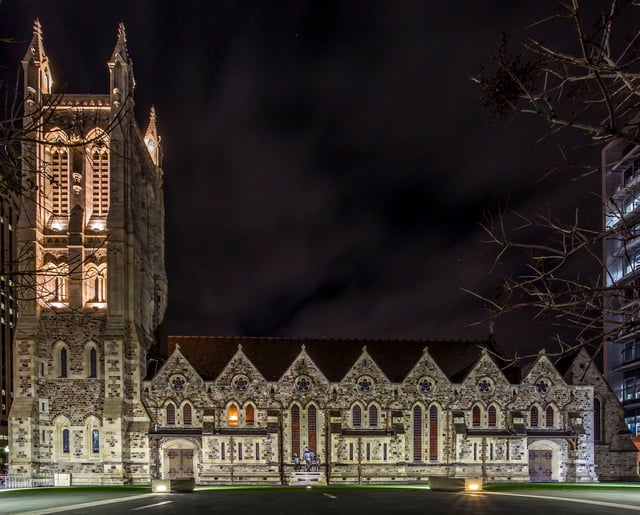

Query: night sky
0 2 604 357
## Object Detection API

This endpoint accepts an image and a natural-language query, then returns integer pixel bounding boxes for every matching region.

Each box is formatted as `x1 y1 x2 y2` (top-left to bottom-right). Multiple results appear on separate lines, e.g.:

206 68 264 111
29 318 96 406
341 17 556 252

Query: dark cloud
0 1 602 356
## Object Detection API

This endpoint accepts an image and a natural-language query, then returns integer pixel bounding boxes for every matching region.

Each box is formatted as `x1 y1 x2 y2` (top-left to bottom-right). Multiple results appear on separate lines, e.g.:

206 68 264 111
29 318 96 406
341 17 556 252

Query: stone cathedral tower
9 21 167 484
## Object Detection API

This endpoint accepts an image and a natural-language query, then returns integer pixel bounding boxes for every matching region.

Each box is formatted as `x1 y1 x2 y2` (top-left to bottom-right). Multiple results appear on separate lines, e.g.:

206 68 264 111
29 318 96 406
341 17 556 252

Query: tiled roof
165 335 515 383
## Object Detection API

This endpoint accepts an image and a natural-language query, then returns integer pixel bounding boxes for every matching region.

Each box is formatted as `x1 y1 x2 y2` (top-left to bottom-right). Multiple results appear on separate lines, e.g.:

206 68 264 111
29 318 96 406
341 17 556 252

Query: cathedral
6 22 638 485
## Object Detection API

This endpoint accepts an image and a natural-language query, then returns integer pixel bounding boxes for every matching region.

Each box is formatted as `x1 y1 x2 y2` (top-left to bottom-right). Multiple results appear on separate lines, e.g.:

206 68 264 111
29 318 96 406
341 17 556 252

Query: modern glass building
603 135 640 433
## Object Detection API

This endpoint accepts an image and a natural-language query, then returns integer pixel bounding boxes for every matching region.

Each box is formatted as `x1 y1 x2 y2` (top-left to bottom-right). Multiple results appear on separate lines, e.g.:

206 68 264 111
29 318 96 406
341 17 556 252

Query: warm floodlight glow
92 221 105 231
153 484 167 492
51 221 63 231
465 478 483 492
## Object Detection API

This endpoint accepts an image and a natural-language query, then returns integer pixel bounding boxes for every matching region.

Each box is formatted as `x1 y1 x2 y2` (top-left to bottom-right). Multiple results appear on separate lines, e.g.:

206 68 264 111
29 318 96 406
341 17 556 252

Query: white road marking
13 493 157 515
130 500 174 510
323 493 337 499
484 491 640 512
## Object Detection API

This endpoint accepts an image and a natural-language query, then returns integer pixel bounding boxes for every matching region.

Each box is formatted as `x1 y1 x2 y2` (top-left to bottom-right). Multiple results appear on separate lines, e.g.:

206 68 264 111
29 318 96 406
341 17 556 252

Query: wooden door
528 449 552 481
166 449 194 479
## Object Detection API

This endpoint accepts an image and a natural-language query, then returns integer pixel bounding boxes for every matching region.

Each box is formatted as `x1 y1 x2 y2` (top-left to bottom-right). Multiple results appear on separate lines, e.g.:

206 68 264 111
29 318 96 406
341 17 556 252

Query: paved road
2 487 640 515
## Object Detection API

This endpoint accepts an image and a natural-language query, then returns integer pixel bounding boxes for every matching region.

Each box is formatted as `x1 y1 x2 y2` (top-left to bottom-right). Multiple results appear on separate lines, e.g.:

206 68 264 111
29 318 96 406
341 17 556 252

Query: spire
27 19 45 62
108 22 135 108
111 22 130 63
22 19 53 98
144 106 160 165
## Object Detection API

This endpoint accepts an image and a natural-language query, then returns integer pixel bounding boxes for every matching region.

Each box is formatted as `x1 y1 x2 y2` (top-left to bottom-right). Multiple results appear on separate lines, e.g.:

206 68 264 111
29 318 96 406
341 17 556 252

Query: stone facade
139 336 637 485
7 21 637 486
8 21 167 484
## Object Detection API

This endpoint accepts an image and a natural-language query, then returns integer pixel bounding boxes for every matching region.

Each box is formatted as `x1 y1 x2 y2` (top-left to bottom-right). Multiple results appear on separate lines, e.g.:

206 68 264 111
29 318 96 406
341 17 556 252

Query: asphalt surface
2 487 640 515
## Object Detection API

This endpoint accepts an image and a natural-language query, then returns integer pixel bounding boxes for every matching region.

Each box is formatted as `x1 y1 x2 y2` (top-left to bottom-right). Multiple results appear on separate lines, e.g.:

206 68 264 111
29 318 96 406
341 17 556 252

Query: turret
21 19 53 112
108 23 135 113
144 106 161 167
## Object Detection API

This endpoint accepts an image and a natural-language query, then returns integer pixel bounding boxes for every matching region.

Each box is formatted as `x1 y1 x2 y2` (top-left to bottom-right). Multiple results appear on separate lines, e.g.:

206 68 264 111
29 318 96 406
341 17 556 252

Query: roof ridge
168 335 489 344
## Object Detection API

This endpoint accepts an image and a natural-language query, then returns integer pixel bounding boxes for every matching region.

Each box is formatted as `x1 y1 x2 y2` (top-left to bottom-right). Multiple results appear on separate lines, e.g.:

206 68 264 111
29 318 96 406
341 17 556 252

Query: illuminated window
429 405 438 461
228 404 238 426
40 262 69 305
488 406 497 427
183 404 192 425
166 403 175 425
530 406 539 427
291 405 300 457
545 406 555 427
413 405 422 461
49 147 69 216
369 405 378 427
352 405 362 427
86 129 110 217
245 404 254 426
472 406 481 427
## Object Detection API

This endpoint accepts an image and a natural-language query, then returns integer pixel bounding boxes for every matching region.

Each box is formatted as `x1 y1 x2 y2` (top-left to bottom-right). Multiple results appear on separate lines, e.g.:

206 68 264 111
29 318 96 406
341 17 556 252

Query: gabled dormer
341 345 391 393
215 343 266 392
520 348 568 392
22 19 53 112
459 347 510 396
278 344 330 393
401 346 451 395
149 344 205 393
108 23 135 111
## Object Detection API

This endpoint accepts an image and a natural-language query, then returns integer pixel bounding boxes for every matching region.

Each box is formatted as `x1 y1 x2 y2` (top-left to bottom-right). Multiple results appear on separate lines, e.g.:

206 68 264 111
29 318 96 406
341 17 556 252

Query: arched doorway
161 439 199 481
528 439 564 482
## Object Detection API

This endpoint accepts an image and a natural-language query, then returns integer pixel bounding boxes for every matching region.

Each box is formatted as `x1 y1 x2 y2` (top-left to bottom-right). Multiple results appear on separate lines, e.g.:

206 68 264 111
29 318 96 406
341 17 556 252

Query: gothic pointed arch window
245 404 255 426
62 428 70 453
228 403 239 426
594 398 603 442
166 403 175 425
530 406 539 427
89 347 97 378
44 129 70 221
85 264 107 305
54 416 71 460
183 403 192 426
40 262 69 306
84 417 101 457
86 128 110 219
488 405 497 427
369 404 379 427
92 428 100 454
291 405 301 457
413 405 423 461
85 342 98 378
52 341 69 378
545 405 555 427
472 405 481 427
307 404 317 453
429 405 438 461
60 346 68 378
352 404 362 427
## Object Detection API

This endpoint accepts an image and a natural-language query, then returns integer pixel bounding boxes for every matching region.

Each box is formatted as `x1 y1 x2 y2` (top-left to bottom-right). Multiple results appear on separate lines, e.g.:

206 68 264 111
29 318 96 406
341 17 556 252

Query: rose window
477 378 492 393
536 379 550 394
295 376 312 392
357 377 373 392
170 375 185 391
233 375 249 391
419 378 434 393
